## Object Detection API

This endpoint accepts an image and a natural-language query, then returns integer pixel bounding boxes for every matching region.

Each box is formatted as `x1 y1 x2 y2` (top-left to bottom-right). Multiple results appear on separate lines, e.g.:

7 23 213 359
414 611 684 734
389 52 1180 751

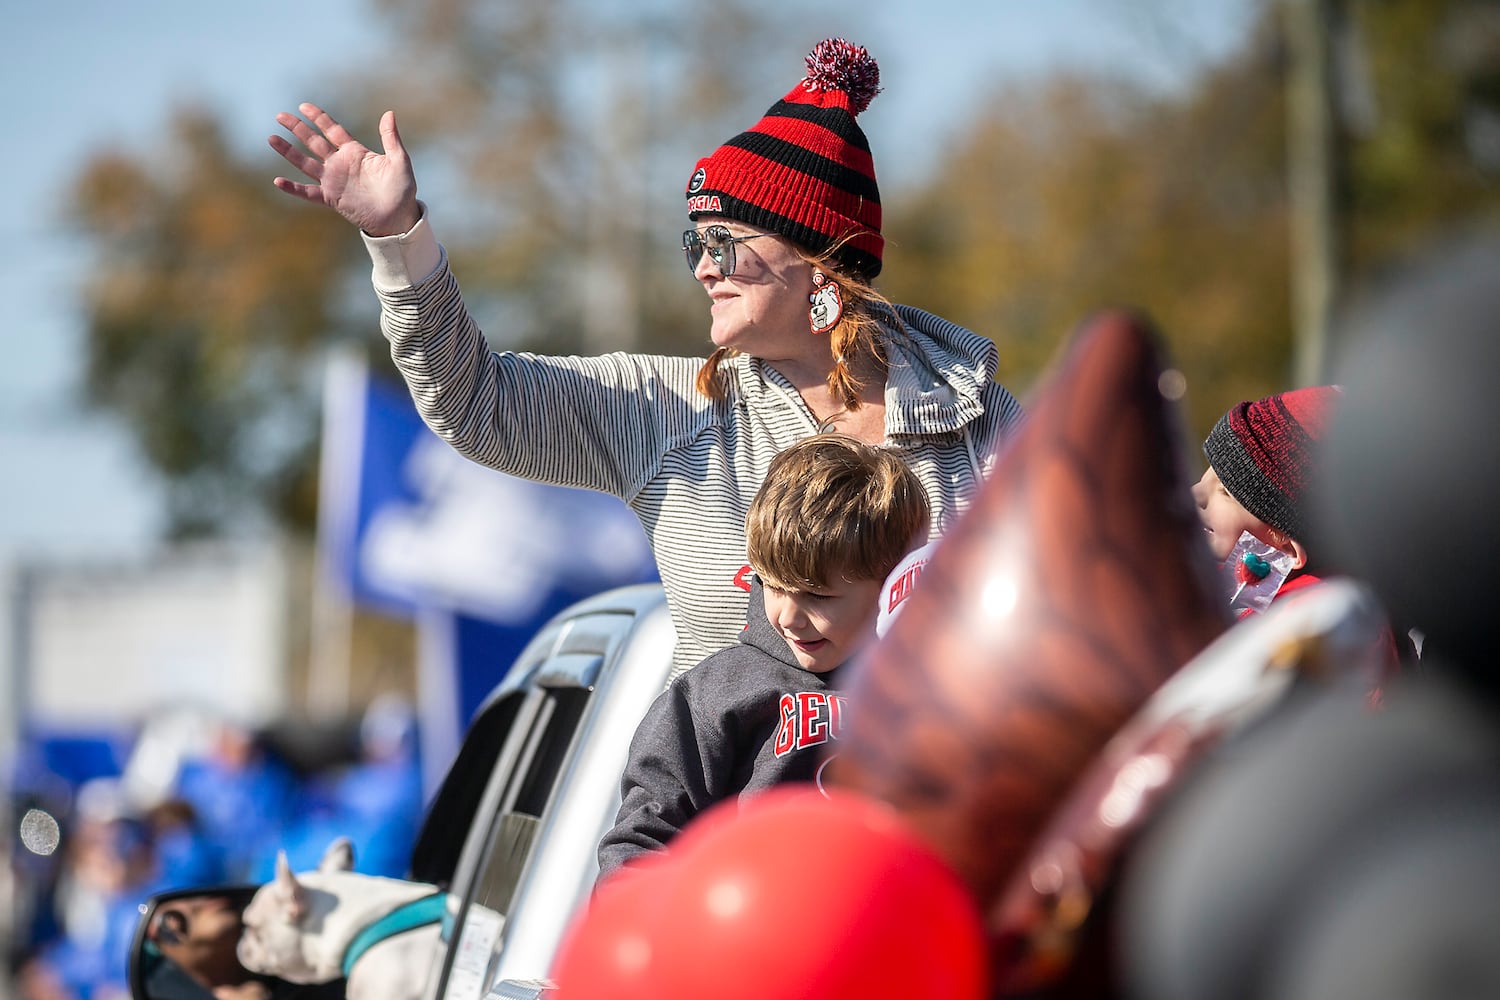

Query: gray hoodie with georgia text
596 582 846 880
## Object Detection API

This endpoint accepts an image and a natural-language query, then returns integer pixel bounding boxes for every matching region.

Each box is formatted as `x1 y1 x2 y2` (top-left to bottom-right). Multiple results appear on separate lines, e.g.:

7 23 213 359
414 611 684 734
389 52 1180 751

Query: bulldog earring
809 271 843 334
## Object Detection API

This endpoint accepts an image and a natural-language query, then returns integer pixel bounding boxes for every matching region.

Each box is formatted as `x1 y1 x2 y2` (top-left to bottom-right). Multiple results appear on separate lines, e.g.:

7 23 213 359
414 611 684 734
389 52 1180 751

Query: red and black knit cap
685 37 884 280
1203 385 1343 543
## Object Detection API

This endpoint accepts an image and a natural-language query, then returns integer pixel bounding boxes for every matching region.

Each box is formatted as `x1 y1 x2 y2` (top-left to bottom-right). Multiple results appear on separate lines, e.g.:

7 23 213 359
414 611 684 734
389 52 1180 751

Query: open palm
269 103 420 237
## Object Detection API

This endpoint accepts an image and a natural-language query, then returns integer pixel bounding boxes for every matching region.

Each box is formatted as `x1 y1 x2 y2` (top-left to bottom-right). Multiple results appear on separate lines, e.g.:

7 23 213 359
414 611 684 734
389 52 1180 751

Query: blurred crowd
3 694 425 1000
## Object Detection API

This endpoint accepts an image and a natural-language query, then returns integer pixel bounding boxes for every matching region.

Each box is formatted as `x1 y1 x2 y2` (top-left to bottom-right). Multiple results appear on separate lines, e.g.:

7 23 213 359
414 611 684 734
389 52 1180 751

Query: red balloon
654 786 987 1000
550 856 669 998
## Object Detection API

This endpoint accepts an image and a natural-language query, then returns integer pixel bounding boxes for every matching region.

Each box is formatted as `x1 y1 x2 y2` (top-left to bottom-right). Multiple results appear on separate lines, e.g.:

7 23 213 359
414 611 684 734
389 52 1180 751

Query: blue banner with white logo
316 353 659 784
321 355 659 624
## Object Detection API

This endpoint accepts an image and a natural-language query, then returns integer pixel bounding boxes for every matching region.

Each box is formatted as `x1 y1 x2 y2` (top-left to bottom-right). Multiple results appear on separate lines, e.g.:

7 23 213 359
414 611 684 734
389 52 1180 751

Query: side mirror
128 886 346 1000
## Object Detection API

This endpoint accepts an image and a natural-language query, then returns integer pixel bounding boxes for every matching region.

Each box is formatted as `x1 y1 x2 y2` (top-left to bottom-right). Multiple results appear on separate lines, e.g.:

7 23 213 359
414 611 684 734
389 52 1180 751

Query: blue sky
0 0 1258 562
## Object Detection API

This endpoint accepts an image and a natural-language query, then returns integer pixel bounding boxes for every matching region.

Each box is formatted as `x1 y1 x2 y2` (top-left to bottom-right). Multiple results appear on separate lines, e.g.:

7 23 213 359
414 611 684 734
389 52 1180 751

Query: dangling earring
809 270 843 335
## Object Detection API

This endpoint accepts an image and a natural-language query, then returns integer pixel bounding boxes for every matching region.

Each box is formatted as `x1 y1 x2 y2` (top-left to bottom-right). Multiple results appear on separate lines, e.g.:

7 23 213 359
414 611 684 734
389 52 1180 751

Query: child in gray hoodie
597 433 930 881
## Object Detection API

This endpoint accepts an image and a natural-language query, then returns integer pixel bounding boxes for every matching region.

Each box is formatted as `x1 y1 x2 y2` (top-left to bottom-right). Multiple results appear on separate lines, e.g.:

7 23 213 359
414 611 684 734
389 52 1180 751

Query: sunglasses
681 225 776 277
152 907 189 946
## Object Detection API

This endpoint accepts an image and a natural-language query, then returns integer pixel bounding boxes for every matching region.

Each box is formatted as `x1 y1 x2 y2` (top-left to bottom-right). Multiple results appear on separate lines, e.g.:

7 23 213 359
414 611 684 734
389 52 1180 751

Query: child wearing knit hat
1195 384 1410 696
1192 385 1342 605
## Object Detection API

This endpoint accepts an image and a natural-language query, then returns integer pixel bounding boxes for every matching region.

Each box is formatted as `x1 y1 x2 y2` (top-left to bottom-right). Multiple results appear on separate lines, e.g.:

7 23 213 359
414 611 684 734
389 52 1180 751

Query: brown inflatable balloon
829 309 1229 918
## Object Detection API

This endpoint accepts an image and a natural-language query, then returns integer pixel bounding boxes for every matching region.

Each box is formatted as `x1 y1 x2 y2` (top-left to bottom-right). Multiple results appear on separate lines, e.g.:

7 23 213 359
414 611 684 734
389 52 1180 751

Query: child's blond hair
746 433 929 593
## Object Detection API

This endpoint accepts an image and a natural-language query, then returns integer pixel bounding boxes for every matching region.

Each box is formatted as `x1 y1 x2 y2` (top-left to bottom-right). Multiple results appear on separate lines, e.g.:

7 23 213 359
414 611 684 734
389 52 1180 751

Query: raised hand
268 103 420 237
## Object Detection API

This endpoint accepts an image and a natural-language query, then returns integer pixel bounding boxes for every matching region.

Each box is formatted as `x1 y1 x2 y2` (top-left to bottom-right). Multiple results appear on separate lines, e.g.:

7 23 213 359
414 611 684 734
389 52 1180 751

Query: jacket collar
741 579 802 670
730 304 998 440
883 304 998 438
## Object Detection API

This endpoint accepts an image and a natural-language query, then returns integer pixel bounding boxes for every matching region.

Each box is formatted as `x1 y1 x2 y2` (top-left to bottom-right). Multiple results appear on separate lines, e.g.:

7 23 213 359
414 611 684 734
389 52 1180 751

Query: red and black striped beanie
1203 385 1343 543
685 37 884 280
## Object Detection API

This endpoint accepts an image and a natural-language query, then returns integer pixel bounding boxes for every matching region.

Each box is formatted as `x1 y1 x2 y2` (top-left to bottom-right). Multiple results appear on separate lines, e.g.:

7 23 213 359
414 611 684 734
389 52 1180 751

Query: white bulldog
238 838 445 1000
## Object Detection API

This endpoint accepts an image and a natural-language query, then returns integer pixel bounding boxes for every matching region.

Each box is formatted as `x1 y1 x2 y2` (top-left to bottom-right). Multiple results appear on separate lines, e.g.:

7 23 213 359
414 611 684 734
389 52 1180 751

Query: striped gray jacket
366 220 1025 677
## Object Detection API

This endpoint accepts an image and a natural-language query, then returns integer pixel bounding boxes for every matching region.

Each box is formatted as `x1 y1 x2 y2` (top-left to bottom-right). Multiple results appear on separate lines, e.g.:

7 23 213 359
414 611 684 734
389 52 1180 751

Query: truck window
475 686 590 909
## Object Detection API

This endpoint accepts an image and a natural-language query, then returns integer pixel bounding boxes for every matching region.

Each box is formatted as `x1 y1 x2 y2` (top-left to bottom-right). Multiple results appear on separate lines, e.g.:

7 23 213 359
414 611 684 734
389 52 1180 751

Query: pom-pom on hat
1203 385 1343 544
685 37 885 279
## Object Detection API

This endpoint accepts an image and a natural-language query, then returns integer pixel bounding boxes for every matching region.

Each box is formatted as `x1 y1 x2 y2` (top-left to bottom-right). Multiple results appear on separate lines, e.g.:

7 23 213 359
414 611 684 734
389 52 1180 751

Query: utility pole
1284 0 1349 386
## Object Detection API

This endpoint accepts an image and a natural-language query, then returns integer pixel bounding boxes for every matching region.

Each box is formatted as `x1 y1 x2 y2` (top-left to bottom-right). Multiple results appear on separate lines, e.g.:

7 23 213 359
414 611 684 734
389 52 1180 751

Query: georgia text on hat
686 38 886 280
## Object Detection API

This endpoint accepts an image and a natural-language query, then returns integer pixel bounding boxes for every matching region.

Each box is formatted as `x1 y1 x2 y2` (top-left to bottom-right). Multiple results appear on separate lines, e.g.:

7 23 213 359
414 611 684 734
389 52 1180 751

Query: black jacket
597 583 845 880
